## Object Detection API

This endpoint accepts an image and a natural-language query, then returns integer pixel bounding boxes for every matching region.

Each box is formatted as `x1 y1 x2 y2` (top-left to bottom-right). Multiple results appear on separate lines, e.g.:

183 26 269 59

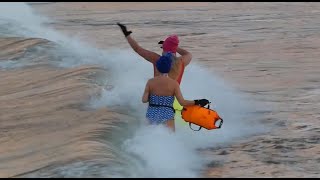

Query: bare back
142 74 194 107
148 76 177 96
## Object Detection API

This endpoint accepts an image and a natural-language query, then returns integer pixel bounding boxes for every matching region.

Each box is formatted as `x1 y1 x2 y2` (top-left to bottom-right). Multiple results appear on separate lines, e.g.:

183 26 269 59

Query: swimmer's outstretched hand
117 22 132 37
194 99 210 107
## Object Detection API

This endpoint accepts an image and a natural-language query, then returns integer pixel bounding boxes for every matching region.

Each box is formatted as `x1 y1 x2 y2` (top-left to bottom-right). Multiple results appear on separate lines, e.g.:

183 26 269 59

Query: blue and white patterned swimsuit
146 94 175 124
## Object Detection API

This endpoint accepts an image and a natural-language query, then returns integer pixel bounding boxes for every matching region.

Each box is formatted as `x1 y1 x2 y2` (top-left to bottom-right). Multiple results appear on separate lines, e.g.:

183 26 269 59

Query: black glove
117 22 132 37
194 99 209 107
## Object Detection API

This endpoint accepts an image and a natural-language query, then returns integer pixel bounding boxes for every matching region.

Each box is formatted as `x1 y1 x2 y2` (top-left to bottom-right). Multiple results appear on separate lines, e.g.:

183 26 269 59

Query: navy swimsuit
146 94 175 124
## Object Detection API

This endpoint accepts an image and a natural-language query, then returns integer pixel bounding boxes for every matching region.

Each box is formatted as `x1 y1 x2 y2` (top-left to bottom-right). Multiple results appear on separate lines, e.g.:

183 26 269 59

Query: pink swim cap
163 35 179 53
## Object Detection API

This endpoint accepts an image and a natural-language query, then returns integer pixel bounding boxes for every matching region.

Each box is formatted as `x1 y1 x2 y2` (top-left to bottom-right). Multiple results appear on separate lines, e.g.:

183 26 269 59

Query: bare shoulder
147 78 155 84
169 77 179 87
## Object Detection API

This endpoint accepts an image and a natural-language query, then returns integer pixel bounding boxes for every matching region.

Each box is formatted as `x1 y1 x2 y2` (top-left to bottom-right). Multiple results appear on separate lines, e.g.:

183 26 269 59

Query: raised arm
176 47 192 66
117 23 160 63
126 35 160 63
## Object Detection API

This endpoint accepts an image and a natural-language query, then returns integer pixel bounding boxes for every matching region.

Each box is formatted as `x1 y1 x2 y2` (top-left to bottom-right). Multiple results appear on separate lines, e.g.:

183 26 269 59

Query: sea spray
0 2 267 177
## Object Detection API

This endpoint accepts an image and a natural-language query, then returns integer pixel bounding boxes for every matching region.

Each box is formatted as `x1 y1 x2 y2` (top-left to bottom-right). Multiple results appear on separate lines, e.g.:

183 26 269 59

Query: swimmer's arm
142 80 151 103
176 47 192 66
127 35 160 64
174 81 195 106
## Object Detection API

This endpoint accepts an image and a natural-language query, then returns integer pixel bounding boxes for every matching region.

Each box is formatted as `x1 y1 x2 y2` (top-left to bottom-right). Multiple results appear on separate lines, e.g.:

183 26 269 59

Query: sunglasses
158 40 164 48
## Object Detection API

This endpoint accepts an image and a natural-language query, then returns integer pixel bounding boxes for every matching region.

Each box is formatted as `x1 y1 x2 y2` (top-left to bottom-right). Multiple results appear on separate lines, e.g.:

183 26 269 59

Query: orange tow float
181 103 223 131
